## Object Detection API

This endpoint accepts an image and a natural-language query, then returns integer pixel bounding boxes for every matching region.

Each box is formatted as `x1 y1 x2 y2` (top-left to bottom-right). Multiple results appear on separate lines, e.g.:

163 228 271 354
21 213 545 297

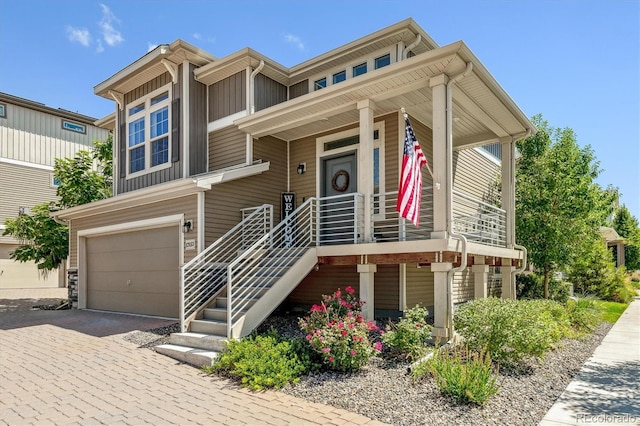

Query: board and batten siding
0 163 58 244
117 71 182 194
189 63 208 176
208 126 246 171
68 194 198 267
289 80 309 100
209 70 246 122
0 102 106 167
255 74 287 112
204 135 287 246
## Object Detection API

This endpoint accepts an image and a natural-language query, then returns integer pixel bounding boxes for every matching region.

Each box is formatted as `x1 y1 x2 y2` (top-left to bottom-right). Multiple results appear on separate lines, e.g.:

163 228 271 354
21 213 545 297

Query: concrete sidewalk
539 297 640 426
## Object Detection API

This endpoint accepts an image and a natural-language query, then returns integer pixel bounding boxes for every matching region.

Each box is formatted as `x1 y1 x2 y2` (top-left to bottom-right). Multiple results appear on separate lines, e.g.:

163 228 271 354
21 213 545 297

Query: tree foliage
516 115 616 297
2 135 113 272
612 204 640 271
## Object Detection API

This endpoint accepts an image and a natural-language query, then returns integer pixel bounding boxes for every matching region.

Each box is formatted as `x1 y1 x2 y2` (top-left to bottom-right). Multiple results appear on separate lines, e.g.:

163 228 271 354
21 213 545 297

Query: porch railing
371 186 434 242
452 190 506 247
179 204 273 332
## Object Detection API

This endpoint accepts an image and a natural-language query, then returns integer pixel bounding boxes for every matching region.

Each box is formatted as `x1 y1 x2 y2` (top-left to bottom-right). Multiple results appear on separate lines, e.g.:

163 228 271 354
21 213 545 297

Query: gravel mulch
122 322 180 348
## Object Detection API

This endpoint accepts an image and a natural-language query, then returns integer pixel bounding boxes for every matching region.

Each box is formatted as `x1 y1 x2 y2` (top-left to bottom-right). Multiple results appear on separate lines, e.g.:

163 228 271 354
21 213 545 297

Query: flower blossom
373 341 383 352
345 285 355 294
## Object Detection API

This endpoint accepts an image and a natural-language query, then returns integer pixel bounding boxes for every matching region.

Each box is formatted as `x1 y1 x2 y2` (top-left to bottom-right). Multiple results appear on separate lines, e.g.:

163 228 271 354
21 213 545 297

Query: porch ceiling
236 41 534 149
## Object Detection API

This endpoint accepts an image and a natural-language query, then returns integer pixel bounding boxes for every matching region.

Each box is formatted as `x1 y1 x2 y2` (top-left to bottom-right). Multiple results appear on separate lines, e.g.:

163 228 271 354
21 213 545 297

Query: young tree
2 135 113 272
612 204 640 271
516 115 616 298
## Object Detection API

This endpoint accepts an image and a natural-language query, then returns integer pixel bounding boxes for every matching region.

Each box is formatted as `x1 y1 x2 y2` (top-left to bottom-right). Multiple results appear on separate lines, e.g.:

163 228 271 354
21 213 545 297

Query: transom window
332 70 346 84
126 85 171 177
374 54 391 69
314 77 327 91
352 62 367 77
0 103 6 118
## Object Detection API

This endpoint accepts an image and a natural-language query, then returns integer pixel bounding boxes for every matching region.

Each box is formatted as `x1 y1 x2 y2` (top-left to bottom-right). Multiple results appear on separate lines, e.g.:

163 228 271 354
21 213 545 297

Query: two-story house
53 18 534 346
0 93 110 289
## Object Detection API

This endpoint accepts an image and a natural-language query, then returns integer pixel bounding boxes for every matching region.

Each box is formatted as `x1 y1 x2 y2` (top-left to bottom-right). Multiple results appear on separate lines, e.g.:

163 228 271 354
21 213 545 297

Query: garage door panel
87 247 179 272
86 226 179 318
87 290 178 318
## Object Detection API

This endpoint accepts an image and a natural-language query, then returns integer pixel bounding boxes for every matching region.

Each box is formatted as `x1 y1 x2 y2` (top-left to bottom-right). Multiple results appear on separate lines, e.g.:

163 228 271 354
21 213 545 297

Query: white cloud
147 42 158 52
66 26 91 47
96 40 104 53
99 3 124 47
193 33 203 41
284 33 304 51
193 33 216 44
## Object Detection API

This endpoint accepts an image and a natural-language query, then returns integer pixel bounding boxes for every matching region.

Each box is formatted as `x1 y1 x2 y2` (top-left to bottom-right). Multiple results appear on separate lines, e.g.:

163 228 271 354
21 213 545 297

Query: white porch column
501 138 516 248
358 263 377 320
501 258 516 299
430 75 449 239
357 99 375 243
472 256 489 299
431 262 452 338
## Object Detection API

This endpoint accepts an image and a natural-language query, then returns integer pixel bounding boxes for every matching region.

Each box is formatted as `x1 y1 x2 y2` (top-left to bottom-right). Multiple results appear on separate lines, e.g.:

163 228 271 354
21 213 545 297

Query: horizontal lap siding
406 263 434 309
289 265 359 306
452 148 500 202
69 195 198 267
452 268 472 304
488 269 502 298
374 264 399 310
204 135 287 245
208 127 246 170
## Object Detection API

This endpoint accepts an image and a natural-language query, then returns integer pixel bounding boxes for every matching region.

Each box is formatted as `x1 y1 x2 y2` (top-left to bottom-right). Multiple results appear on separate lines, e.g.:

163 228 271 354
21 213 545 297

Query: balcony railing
452 190 506 247
371 186 434 242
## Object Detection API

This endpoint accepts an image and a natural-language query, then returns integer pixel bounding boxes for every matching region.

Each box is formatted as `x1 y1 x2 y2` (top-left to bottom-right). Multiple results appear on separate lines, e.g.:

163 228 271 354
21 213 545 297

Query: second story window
353 62 367 77
332 70 346 84
374 54 391 69
126 86 171 177
314 77 327 91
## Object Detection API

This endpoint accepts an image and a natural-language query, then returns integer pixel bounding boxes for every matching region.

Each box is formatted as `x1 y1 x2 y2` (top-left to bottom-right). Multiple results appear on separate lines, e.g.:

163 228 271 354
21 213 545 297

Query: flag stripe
396 115 428 227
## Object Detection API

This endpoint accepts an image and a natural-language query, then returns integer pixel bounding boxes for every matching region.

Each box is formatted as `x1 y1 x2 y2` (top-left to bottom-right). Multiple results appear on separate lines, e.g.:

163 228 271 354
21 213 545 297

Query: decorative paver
0 308 387 425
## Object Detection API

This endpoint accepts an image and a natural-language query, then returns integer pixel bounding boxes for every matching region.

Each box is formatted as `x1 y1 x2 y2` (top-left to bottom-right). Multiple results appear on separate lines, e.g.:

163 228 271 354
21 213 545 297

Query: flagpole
401 108 434 180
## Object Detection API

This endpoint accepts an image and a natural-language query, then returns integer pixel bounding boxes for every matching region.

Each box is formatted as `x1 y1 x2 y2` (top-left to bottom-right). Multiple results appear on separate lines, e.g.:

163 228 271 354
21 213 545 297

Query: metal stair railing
226 197 316 338
179 204 273 332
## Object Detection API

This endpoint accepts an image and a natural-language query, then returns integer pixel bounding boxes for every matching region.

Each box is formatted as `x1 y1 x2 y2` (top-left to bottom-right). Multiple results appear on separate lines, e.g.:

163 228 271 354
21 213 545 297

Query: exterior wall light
183 220 193 233
297 163 306 175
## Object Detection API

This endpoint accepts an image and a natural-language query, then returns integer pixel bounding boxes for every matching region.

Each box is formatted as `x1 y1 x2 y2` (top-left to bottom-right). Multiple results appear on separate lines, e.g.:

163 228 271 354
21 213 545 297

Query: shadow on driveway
0 308 177 338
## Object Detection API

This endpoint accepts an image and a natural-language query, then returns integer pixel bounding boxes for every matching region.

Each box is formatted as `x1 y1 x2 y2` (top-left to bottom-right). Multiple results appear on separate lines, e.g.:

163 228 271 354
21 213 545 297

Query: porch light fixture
183 220 193 233
297 163 306 175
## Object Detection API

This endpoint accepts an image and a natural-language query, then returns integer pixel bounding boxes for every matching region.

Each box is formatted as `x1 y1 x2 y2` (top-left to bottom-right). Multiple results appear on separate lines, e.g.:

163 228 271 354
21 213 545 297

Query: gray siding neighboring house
0 92 110 289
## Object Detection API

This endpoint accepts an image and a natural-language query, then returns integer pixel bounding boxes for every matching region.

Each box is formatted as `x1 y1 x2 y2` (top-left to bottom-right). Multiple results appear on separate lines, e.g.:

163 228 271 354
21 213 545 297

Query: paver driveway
0 309 387 426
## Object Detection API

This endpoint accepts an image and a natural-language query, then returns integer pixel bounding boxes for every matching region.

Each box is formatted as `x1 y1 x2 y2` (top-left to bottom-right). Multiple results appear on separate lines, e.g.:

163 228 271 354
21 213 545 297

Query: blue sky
1 0 638 218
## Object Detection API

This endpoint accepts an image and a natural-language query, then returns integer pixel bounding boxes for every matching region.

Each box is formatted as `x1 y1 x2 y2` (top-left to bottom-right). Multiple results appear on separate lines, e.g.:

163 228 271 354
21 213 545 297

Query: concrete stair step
169 332 228 352
190 319 227 335
203 307 227 321
214 296 259 309
154 344 218 368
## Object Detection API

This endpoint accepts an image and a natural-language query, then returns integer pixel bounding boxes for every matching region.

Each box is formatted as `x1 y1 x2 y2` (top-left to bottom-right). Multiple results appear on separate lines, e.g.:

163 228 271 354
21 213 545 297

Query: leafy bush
413 345 499 405
453 298 564 367
299 287 382 372
516 273 571 302
565 295 601 333
205 329 314 390
382 306 432 361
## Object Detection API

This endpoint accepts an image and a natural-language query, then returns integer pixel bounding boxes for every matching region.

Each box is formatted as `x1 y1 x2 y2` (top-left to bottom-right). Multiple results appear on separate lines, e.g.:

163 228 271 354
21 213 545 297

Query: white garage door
86 226 180 318
0 260 59 289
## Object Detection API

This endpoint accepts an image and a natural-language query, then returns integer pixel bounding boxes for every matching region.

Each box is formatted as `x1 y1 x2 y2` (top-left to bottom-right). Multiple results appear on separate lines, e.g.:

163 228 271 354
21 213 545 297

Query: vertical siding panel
189 63 207 176
209 70 247 121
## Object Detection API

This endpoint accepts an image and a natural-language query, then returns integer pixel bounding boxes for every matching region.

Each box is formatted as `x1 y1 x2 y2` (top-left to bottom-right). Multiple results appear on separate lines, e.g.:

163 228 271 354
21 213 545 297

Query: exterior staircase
155 199 325 367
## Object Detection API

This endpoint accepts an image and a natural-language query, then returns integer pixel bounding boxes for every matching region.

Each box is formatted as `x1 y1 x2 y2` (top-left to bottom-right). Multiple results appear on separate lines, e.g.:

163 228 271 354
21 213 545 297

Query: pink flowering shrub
299 286 382 372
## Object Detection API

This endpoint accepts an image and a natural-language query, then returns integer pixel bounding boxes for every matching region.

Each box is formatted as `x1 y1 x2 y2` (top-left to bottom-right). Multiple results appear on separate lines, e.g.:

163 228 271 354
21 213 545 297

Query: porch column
472 256 489 299
501 138 516 248
357 99 375 243
358 263 377 320
430 75 449 239
431 262 452 338
501 258 516 299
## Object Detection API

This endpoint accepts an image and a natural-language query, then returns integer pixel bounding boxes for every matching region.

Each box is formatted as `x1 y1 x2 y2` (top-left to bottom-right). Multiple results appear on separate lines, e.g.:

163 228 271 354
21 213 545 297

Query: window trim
0 102 6 118
125 84 172 180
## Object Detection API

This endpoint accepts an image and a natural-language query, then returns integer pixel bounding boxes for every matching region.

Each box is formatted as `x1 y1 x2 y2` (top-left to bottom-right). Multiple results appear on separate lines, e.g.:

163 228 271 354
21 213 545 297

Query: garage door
0 260 59 289
86 226 179 318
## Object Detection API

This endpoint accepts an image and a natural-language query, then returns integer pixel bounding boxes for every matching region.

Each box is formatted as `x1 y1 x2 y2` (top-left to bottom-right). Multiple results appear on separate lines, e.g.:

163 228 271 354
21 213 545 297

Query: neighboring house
600 226 626 268
53 18 534 343
0 93 110 289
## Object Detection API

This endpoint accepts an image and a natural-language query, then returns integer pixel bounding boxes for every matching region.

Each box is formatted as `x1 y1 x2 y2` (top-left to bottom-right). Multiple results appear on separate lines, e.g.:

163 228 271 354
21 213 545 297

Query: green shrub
565 295 601 333
299 287 381 372
516 273 571 302
204 329 314 390
453 298 564 367
413 345 499 405
382 306 433 361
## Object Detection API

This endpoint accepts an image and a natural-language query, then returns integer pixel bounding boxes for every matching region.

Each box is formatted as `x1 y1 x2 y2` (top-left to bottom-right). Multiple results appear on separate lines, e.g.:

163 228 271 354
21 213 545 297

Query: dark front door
320 153 357 244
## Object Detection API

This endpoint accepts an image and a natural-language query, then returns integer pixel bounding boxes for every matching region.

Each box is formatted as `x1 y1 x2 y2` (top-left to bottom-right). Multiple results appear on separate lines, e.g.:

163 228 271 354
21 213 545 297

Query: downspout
246 60 265 166
445 62 473 340
402 34 421 60
512 244 527 298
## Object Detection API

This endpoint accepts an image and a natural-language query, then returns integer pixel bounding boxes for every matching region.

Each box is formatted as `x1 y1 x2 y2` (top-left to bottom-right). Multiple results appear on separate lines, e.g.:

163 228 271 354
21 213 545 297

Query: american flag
396 115 427 227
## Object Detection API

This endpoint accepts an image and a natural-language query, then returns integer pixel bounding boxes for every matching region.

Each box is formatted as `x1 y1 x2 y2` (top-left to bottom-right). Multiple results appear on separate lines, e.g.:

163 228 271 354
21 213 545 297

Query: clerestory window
126 86 171 177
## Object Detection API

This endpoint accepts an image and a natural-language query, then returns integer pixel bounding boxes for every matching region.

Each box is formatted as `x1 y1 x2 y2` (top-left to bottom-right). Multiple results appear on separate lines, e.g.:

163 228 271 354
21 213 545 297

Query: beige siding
488 268 502 298
0 163 58 244
69 194 198 267
208 127 246 170
0 103 108 167
374 264 399 310
204 136 287 244
452 268 473 304
289 265 359 306
406 263 434 309
452 148 500 202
